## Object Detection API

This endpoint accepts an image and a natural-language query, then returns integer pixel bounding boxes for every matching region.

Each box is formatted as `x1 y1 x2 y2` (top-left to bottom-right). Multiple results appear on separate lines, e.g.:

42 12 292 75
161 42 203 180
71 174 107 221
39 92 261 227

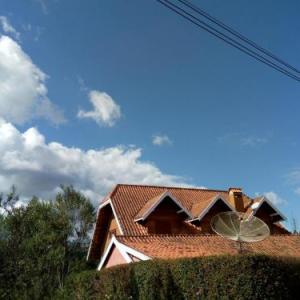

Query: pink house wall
104 245 127 268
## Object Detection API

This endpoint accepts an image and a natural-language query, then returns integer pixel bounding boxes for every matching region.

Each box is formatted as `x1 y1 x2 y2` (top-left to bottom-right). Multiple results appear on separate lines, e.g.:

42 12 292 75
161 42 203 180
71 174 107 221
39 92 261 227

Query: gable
143 198 199 234
252 197 286 222
103 245 127 269
97 235 150 270
134 191 192 222
189 196 235 225
87 199 123 261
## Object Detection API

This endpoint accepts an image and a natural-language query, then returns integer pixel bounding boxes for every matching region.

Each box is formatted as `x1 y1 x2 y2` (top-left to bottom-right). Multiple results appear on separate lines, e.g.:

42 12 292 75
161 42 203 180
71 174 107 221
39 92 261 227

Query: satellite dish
211 212 270 244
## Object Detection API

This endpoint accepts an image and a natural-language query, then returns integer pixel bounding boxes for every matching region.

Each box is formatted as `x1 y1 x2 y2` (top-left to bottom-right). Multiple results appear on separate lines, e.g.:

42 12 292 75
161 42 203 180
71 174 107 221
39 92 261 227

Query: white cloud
22 23 44 42
34 0 48 14
0 16 20 41
152 134 172 146
78 90 121 127
77 76 89 92
262 191 286 205
294 187 300 196
218 133 268 147
0 119 187 205
287 169 300 185
0 35 65 125
286 169 300 196
240 136 268 147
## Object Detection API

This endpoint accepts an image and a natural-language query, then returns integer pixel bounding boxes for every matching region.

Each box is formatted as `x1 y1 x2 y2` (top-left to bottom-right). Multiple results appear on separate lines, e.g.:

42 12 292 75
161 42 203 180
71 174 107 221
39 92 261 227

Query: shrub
56 270 99 300
58 255 300 300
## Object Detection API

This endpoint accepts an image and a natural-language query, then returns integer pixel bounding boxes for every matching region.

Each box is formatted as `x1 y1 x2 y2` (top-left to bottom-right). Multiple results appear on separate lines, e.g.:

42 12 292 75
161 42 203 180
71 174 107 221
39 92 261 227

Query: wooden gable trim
251 196 286 221
188 195 235 223
87 198 124 261
97 235 151 271
134 191 192 222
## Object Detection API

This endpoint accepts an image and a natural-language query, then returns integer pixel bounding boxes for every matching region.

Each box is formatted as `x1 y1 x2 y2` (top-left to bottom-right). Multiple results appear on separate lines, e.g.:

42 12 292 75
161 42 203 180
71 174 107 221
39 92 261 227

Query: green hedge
58 255 300 300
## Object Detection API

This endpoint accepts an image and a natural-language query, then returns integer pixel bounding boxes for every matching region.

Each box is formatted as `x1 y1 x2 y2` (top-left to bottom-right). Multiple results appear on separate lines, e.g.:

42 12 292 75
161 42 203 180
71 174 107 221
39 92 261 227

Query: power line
157 0 300 81
178 0 300 74
156 0 300 82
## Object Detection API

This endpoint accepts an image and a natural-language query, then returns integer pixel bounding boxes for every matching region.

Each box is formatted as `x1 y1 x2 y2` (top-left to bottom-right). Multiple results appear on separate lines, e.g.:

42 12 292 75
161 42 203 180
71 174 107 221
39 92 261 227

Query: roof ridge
116 183 228 193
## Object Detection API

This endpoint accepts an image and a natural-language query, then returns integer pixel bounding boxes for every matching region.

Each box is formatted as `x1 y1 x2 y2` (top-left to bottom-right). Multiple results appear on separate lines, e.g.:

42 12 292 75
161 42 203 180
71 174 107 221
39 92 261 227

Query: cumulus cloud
78 90 121 127
262 191 286 205
0 35 65 125
0 16 20 40
152 134 172 146
0 119 187 205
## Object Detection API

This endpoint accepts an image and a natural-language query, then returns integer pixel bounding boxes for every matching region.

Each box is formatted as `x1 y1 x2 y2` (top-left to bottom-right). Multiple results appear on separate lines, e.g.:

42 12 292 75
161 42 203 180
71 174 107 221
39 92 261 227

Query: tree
54 185 96 288
0 197 68 299
0 185 19 214
0 185 96 299
55 185 95 248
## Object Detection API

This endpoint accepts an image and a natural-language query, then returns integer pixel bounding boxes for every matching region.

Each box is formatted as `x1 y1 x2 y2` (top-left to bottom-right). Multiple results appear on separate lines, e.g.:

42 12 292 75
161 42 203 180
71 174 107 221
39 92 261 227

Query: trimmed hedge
58 255 300 300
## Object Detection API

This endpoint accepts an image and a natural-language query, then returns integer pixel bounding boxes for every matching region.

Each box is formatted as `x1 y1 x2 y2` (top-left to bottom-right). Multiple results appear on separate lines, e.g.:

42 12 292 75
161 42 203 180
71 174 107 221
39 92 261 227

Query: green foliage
0 185 19 214
59 255 300 300
56 270 99 300
55 185 95 247
0 185 95 300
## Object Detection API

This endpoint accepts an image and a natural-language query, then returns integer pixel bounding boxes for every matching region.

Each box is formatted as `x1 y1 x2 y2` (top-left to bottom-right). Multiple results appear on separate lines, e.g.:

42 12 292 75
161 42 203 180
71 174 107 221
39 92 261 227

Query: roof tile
111 184 233 235
117 234 300 259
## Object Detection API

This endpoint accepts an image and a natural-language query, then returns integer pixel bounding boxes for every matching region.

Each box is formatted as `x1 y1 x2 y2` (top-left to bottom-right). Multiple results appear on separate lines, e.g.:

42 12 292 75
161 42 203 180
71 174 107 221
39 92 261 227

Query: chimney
228 187 244 212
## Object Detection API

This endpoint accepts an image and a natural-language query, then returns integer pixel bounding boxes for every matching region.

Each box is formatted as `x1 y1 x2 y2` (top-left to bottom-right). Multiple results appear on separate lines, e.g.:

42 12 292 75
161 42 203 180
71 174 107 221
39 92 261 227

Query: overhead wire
156 0 300 82
178 0 300 74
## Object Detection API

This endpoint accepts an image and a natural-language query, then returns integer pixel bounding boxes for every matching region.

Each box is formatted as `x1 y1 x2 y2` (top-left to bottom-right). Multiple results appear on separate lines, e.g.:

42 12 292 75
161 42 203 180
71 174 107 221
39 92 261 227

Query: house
87 184 300 270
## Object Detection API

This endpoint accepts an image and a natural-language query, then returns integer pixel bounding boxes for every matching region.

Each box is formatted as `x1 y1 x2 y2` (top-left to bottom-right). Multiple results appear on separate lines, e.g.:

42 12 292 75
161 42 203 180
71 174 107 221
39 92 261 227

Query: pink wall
104 245 127 268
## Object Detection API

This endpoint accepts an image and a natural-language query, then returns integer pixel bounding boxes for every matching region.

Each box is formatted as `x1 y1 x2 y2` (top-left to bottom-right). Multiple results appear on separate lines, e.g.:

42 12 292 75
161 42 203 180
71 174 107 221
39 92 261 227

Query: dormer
188 195 235 233
250 196 286 233
134 191 196 234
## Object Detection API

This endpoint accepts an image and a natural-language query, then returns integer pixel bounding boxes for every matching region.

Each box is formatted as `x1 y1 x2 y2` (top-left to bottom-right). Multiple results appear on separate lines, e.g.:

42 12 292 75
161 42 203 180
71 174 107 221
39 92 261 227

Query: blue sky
0 0 300 228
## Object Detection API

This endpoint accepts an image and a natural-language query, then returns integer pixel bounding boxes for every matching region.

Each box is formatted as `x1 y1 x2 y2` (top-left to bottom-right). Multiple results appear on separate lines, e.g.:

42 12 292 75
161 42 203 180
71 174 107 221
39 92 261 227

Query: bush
58 255 300 300
56 270 99 300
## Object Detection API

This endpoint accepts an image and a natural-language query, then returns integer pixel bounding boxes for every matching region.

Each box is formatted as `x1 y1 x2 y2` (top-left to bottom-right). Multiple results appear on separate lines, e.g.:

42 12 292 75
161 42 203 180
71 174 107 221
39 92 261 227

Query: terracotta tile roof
110 184 233 235
117 234 300 259
134 192 167 221
190 196 221 218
